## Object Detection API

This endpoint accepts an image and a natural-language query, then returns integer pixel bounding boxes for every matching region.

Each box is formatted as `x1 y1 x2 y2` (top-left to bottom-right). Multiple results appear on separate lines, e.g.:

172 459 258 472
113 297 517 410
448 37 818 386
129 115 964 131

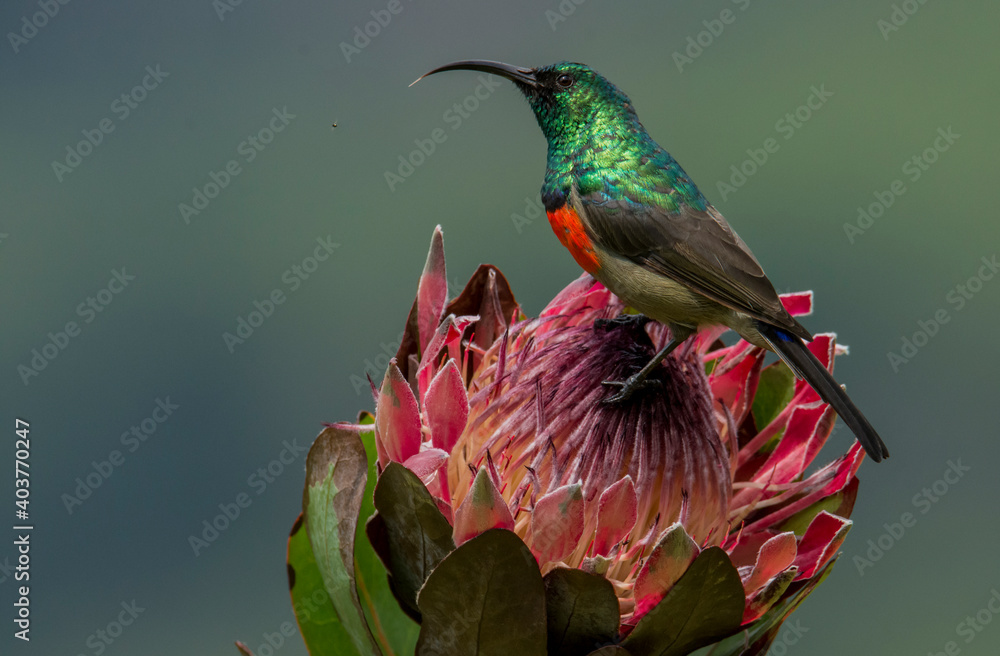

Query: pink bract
372 227 863 636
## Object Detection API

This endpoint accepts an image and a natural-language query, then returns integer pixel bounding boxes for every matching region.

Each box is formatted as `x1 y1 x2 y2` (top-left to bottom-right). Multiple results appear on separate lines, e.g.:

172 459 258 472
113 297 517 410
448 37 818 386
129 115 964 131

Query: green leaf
416 529 547 656
751 363 795 429
622 547 745 656
370 461 456 619
288 512 363 654
544 567 620 655
303 426 380 655
587 648 634 656
355 420 420 655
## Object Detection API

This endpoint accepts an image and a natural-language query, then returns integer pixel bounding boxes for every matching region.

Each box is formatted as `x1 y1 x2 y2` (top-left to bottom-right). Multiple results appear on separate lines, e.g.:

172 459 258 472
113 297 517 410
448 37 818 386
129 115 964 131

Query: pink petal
742 444 864 535
416 314 477 401
593 476 638 557
374 359 423 467
631 523 701 621
402 448 449 485
741 532 797 595
417 226 448 356
539 274 609 320
416 363 436 408
444 315 478 371
534 277 616 338
793 511 852 579
779 291 813 317
373 429 391 470
695 324 730 354
424 360 470 455
767 403 835 476
452 466 515 546
737 334 839 465
531 484 585 566
709 344 764 424
723 531 772 569
731 404 835 510
432 495 453 524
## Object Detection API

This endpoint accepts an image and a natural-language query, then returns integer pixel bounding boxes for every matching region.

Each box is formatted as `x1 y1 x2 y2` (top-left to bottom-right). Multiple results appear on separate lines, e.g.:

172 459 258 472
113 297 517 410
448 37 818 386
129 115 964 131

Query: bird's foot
601 373 662 404
594 313 650 333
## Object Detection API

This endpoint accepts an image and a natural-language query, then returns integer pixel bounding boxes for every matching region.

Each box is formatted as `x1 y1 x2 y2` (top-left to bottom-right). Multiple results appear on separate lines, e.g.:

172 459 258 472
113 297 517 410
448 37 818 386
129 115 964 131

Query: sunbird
413 60 889 462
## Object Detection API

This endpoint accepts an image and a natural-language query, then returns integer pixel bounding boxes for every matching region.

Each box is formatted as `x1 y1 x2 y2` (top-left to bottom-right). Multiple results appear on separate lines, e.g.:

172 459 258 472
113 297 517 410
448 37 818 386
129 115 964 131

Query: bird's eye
556 73 574 88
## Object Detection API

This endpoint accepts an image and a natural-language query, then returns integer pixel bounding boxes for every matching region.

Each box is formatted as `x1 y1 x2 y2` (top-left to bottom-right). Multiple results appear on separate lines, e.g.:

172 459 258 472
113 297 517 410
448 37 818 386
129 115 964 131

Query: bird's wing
575 190 812 339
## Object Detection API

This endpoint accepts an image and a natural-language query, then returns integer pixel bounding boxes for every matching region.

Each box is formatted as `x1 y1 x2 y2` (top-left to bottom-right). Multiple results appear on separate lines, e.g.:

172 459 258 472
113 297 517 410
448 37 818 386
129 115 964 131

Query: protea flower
272 227 867 656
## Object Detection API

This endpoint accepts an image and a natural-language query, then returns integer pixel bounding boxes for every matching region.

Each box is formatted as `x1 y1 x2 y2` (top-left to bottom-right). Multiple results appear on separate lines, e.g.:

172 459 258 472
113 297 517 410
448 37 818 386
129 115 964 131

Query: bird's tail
755 322 889 463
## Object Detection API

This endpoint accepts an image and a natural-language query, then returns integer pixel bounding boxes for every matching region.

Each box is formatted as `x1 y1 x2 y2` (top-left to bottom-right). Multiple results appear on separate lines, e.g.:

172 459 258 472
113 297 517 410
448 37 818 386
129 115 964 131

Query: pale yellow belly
591 248 766 346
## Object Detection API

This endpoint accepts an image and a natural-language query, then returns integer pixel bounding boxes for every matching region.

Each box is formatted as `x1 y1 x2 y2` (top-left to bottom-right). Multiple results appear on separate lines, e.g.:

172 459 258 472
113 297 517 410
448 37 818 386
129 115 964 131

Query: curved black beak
410 59 538 89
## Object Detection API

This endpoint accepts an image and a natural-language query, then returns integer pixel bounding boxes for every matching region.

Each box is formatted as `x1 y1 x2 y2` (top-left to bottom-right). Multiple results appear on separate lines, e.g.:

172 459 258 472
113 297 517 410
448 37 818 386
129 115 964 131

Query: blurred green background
2 0 998 654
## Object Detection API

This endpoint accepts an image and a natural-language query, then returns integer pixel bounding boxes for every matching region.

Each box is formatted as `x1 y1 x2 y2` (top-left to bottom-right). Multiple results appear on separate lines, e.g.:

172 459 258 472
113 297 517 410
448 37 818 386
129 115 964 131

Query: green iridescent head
414 60 641 147
414 59 705 212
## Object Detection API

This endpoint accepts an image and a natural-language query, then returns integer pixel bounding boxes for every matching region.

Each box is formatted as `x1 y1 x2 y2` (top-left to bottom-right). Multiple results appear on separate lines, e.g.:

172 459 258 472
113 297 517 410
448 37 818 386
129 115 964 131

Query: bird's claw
601 375 661 404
